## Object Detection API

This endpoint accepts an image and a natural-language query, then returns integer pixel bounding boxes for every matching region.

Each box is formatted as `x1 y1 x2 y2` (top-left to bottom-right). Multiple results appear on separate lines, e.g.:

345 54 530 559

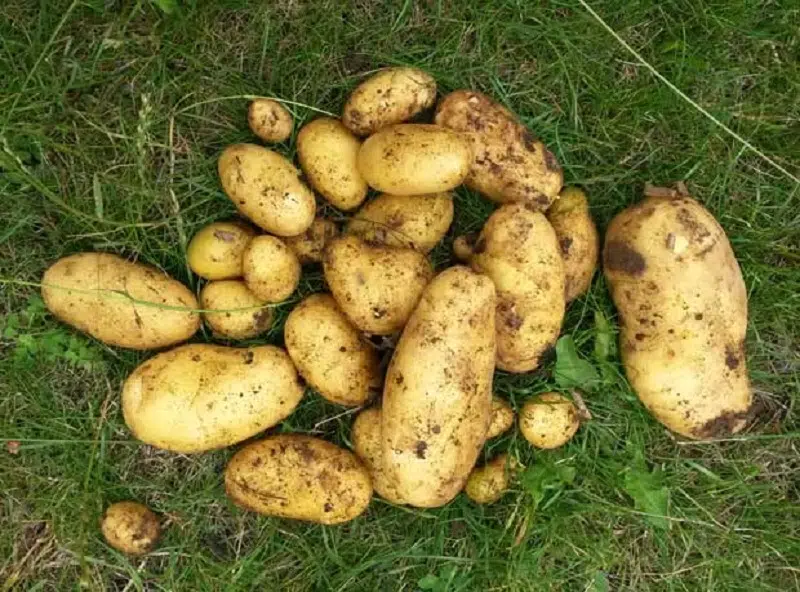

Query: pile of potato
40 67 752 554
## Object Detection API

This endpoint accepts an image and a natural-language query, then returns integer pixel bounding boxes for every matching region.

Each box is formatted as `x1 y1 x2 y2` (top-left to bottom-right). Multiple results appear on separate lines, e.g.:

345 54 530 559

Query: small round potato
200 280 273 340
242 235 301 303
248 99 293 143
285 217 339 265
520 393 580 449
452 233 477 262
100 501 160 555
465 454 510 505
487 396 515 439
187 221 256 280
351 407 406 504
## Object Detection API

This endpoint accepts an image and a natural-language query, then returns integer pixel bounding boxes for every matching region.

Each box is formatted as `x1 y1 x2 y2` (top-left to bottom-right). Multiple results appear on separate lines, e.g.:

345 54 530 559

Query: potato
346 192 454 253
465 454 510 505
547 187 599 302
342 67 437 136
357 124 472 196
487 396 515 439
604 193 752 439
100 501 160 555
218 143 315 236
470 203 565 373
225 435 372 525
351 407 405 504
41 253 200 350
323 235 433 335
187 221 256 280
122 344 304 453
248 99 293 143
435 90 562 209
519 393 579 449
285 217 339 265
285 294 381 406
382 266 496 508
200 280 273 340
297 118 368 211
242 235 301 303
452 233 477 262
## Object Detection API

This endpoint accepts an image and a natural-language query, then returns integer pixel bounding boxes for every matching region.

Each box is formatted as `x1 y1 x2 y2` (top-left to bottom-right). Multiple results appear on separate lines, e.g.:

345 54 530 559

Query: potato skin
285 294 381 406
247 99 293 143
224 435 372 525
285 217 339 265
471 204 565 373
357 124 472 196
218 144 315 236
41 253 200 350
604 194 752 439
342 67 437 136
435 90 562 209
487 396 515 439
100 501 160 555
187 221 255 280
323 235 433 335
382 266 496 508
465 454 510 505
242 235 301 303
122 344 304 453
200 280 273 340
351 407 406 504
452 233 477 262
520 393 579 449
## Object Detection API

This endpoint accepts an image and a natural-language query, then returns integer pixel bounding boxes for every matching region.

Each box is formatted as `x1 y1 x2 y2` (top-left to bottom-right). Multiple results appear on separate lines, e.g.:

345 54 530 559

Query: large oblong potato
357 124 472 196
200 280 273 340
604 192 752 439
187 221 255 280
285 217 339 265
225 435 372 525
382 266 496 508
41 253 199 350
242 235 301 303
122 344 304 453
351 407 405 504
218 143 315 237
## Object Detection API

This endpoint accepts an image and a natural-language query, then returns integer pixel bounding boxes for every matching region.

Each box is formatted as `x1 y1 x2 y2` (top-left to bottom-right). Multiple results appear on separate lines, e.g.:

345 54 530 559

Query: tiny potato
452 233 477 262
242 235 301 303
520 393 579 449
187 221 256 280
487 396 515 439
285 217 339 265
465 454 510 505
248 98 293 143
100 501 160 555
351 407 406 504
200 280 273 340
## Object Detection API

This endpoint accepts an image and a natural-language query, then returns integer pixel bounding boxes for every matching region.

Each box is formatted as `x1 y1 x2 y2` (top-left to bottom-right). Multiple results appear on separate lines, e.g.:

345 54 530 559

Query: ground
1 1 798 590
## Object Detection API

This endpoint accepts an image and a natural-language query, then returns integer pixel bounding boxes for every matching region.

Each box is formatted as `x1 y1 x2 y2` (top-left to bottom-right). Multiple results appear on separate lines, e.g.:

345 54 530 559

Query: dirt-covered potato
435 90 562 209
471 203 565 373
218 143 315 236
346 192 454 253
225 435 372 524
122 344 304 453
487 396 515 439
351 407 405 504
323 235 433 335
383 266 496 508
297 118 368 211
357 124 472 195
41 253 200 350
465 454 510 504
285 217 339 265
242 235 301 303
100 501 160 555
520 393 579 449
285 294 381 406
547 187 599 302
187 221 255 280
247 99 293 143
604 192 752 439
342 67 437 136
200 280 273 340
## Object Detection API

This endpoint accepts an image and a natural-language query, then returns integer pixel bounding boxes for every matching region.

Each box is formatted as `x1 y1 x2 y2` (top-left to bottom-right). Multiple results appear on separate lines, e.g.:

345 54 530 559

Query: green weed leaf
554 335 599 390
593 310 615 362
624 451 670 530
152 0 178 14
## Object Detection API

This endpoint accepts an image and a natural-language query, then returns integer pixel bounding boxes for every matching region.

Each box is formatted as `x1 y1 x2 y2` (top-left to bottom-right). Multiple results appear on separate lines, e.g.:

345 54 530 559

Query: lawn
1 0 798 590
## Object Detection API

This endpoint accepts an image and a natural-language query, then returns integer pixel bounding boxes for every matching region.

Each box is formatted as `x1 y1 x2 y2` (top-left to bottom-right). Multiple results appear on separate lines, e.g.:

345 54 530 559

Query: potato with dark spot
487 396 515 439
285 217 339 265
520 393 579 449
247 99 293 143
351 407 406 504
452 233 477 262
187 221 256 280
224 434 372 525
465 454 510 504
200 280 273 340
101 501 160 555
242 235 301 303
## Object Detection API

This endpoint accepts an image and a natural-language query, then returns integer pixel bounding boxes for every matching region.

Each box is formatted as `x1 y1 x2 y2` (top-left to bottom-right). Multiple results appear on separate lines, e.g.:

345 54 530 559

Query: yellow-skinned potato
285 217 338 265
122 344 304 453
41 253 199 350
247 99 293 143
242 235 301 303
520 393 579 449
471 204 565 373
346 192 454 253
285 294 381 406
100 501 160 555
225 435 372 525
297 118 368 211
357 124 472 196
187 221 255 280
604 193 752 439
435 90 562 209
323 235 433 335
452 233 477 262
465 454 510 505
342 67 437 136
218 143 315 236
382 266 496 508
547 187 599 302
487 396 515 439
200 280 273 340
351 407 406 504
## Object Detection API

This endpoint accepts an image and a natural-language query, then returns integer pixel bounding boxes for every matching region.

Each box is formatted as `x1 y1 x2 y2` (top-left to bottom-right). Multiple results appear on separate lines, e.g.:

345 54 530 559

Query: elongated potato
218 144 315 236
122 344 304 453
519 393 579 449
41 253 199 350
225 435 372 525
351 407 405 504
248 99 293 143
471 204 565 373
382 266 496 508
604 193 752 439
101 501 160 555
285 217 338 265
465 454 510 504
357 124 472 195
200 280 273 340
187 221 255 280
242 235 301 303
487 396 515 439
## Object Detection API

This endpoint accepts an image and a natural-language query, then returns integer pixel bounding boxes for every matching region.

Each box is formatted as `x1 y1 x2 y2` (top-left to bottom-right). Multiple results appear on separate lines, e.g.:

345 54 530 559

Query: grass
1 0 798 589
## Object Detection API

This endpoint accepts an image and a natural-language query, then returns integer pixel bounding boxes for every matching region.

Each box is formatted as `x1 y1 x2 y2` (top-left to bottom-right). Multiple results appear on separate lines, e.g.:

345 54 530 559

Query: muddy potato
41 253 199 350
323 235 433 335
285 217 339 265
187 221 255 280
357 124 472 196
487 396 515 439
351 407 405 504
604 192 752 439
342 67 437 136
520 393 579 449
122 344 304 453
242 235 301 303
435 90 562 209
200 280 273 340
465 454 510 505
218 143 315 236
225 435 372 525
248 99 293 143
452 233 477 262
100 501 160 555
382 266 496 508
